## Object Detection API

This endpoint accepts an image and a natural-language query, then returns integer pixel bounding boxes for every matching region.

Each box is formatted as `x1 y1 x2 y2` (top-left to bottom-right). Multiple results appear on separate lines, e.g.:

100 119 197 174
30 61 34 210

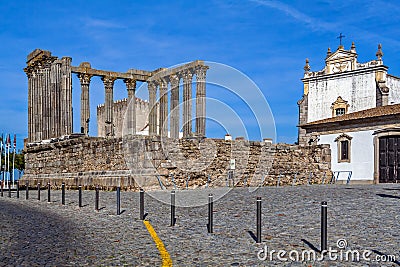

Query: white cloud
249 0 338 31
82 17 125 29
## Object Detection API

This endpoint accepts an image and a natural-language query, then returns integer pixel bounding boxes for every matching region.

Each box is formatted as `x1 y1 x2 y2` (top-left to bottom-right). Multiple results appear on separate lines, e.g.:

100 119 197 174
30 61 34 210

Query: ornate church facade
298 43 400 184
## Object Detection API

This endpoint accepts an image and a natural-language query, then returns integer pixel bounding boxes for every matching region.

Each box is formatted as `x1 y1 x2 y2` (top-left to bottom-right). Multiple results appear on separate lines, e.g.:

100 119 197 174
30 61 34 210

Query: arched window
334 133 352 163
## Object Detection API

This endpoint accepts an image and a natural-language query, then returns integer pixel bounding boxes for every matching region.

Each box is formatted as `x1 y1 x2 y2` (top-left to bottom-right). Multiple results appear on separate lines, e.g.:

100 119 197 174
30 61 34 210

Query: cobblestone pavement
0 184 399 266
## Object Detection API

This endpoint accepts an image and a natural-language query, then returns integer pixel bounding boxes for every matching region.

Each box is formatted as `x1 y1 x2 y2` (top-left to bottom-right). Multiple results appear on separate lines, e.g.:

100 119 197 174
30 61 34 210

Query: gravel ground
0 184 399 266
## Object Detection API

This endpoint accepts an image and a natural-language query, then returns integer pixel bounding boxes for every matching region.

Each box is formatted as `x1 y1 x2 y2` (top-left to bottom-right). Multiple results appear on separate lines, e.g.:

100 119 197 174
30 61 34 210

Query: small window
340 140 349 160
335 133 352 163
335 108 346 116
331 96 349 117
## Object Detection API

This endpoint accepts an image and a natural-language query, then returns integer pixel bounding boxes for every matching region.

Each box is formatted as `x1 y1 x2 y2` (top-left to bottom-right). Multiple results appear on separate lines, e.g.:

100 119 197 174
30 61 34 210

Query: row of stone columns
77 75 137 137
74 66 207 139
25 54 73 142
147 65 208 138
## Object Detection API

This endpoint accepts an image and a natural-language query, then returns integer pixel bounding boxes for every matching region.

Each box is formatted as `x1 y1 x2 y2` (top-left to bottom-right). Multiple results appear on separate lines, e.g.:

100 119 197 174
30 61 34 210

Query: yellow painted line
143 220 173 267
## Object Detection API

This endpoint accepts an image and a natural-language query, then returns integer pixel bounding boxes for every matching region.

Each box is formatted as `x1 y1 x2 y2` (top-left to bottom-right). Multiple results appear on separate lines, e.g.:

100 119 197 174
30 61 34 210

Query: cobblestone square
0 184 399 266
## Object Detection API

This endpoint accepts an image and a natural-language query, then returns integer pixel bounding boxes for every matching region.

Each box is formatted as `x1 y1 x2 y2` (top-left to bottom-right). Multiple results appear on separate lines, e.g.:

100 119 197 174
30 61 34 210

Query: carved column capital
101 76 117 90
169 74 180 87
123 78 137 90
182 69 193 83
158 78 168 89
195 65 208 81
148 81 157 92
78 73 93 85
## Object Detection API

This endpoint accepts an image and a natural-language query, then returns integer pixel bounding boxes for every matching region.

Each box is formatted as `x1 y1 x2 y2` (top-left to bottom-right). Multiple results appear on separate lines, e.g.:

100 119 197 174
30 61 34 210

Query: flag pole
4 134 7 189
6 134 10 189
6 134 10 188
0 135 3 188
1 134 5 188
12 135 16 188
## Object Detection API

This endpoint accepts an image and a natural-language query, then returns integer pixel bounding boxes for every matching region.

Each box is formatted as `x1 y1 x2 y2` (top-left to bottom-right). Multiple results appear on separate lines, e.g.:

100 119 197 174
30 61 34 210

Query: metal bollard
321 201 327 252
16 180 19 198
186 176 190 189
8 181 11 198
277 172 281 187
61 183 65 205
47 182 51 203
37 183 41 200
139 188 144 220
95 186 99 211
116 187 121 215
78 185 82 207
307 172 313 185
170 190 176 226
1 180 3 197
208 194 213 233
292 173 297 186
321 172 326 185
26 182 29 200
256 196 262 243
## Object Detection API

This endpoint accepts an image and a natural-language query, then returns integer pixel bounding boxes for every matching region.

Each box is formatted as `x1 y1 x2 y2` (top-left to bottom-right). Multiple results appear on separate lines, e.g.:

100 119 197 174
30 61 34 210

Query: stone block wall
21 136 331 190
97 98 149 138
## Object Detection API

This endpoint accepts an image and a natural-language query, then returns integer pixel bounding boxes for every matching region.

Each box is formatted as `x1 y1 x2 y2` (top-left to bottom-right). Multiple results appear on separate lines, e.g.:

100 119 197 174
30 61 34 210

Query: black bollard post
170 190 176 226
208 194 213 233
321 201 327 252
139 188 144 220
116 187 121 215
78 185 82 208
95 185 99 211
47 182 51 203
25 182 29 200
37 183 40 201
61 183 65 205
1 180 3 197
256 196 262 243
16 180 19 198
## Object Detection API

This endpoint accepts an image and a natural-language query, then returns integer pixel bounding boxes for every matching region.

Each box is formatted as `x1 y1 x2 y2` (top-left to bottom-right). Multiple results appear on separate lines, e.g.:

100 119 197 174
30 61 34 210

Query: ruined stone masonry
97 98 149 137
24 49 208 142
22 49 332 189
22 136 331 189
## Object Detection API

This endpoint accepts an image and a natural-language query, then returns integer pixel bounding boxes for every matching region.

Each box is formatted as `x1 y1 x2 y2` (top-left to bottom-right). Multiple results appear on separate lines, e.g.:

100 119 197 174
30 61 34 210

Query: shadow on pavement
376 193 400 199
0 199 92 266
301 238 320 253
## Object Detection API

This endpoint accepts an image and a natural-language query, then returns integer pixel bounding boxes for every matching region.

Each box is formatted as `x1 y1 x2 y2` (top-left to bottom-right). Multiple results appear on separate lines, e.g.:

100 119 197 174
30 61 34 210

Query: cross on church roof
337 33 345 46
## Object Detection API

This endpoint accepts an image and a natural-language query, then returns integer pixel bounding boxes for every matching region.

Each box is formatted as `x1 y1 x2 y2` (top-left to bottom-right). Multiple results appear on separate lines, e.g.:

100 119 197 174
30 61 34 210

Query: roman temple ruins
21 49 331 189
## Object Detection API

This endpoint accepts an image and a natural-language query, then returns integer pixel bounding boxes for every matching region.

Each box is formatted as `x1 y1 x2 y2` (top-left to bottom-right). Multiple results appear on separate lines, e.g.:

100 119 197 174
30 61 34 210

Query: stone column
31 71 38 141
36 67 43 141
61 57 73 136
195 66 208 137
50 60 62 138
42 65 50 140
158 78 168 136
78 73 92 135
169 74 180 139
124 79 137 135
24 68 33 142
148 81 157 136
102 76 116 137
182 70 193 138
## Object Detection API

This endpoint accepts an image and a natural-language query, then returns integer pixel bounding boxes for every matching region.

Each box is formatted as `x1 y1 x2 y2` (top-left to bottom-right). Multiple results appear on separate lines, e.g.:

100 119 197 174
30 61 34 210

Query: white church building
298 43 400 184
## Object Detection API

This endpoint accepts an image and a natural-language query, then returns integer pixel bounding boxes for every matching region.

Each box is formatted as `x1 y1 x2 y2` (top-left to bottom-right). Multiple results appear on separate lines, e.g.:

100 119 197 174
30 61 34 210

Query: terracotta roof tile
300 104 400 127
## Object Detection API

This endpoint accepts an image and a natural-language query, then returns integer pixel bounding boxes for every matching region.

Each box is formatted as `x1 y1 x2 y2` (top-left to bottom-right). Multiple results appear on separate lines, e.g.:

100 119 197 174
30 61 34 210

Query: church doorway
379 136 400 183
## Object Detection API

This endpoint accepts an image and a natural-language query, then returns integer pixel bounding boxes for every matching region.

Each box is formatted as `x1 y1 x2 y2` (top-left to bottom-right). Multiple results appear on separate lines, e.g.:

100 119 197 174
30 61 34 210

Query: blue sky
1 0 400 148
